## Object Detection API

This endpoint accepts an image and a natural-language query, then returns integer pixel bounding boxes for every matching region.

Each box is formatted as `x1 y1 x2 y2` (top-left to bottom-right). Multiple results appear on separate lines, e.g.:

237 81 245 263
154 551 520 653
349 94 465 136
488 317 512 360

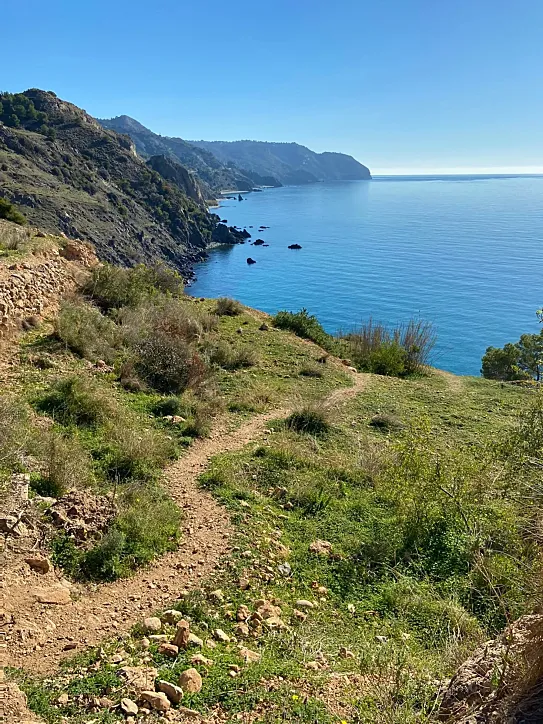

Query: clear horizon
5 0 543 172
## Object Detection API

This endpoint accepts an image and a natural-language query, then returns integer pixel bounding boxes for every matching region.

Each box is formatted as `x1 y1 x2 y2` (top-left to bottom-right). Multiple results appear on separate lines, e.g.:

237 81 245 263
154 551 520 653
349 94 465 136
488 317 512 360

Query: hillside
188 139 372 185
0 90 241 276
98 115 277 193
1 217 541 723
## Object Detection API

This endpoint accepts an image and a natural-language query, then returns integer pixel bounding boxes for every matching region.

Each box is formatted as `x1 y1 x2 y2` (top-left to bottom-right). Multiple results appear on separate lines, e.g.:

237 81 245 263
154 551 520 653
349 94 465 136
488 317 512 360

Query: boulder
179 667 203 694
120 698 138 715
252 239 265 246
288 243 302 249
142 616 162 633
140 691 170 712
239 646 260 663
25 557 52 574
158 642 179 658
119 666 158 696
246 257 257 265
309 539 332 556
161 609 183 625
34 585 71 605
157 679 184 704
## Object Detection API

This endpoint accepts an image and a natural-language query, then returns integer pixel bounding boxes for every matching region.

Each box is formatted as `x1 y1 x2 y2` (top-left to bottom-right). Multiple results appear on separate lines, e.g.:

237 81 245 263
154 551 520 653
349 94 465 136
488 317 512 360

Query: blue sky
4 0 543 173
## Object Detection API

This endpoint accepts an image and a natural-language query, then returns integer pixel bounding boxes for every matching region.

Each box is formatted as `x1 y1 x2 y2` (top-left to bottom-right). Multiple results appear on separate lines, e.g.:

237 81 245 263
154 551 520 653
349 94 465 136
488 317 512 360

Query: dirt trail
434 368 465 394
4 370 369 675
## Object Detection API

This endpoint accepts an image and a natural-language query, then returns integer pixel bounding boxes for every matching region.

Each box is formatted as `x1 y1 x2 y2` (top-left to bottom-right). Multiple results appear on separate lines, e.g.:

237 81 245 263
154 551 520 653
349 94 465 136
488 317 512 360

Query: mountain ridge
189 138 372 185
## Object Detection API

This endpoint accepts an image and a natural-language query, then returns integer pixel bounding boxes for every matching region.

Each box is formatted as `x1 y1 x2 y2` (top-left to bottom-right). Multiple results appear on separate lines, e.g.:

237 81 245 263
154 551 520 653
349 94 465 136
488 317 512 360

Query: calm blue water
189 176 543 375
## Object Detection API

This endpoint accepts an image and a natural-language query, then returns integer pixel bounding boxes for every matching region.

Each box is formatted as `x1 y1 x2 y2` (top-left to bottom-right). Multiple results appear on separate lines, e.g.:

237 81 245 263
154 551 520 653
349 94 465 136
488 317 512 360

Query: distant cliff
0 90 235 276
99 116 277 194
188 140 371 185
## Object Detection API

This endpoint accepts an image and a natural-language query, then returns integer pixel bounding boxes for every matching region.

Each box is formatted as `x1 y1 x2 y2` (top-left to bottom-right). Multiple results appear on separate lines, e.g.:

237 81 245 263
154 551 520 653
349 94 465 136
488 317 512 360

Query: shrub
78 484 180 580
85 263 183 312
175 388 224 438
55 300 119 363
299 363 324 378
0 197 26 225
119 297 214 347
273 308 334 350
33 430 94 498
0 395 31 468
342 319 435 376
285 405 330 435
36 376 117 427
152 396 182 417
203 339 258 370
215 297 243 316
134 331 209 394
100 420 174 482
0 220 31 250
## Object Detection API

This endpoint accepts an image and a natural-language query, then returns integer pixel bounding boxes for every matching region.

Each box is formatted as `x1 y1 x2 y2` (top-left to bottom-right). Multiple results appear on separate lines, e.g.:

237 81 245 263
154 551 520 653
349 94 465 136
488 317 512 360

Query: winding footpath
4 371 369 676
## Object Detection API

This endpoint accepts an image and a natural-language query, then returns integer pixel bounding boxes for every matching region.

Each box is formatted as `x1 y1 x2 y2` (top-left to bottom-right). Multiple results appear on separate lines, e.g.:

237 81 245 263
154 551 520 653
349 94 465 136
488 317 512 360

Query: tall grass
342 318 436 376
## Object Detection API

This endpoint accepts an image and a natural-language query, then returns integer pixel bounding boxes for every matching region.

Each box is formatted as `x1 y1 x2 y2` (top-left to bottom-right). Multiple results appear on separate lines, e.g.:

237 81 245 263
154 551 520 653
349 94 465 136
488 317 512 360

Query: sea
189 175 543 375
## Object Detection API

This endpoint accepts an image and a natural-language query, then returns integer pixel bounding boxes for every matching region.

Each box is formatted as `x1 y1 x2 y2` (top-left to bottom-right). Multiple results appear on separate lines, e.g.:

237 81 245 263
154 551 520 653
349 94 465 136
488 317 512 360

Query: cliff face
188 140 372 185
99 115 268 193
0 90 223 277
146 154 206 205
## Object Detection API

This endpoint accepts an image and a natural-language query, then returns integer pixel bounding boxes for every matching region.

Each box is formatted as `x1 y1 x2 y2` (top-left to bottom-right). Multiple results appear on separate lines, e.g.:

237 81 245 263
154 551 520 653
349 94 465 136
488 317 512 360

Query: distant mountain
0 90 239 275
98 116 276 194
187 140 371 185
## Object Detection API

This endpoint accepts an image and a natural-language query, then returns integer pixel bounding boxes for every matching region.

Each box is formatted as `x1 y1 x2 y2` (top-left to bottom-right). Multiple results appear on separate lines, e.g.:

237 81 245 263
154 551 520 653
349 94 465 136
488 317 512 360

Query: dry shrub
55 300 119 363
203 339 258 370
0 395 31 467
342 318 436 376
102 419 175 482
0 219 30 250
134 331 209 394
215 297 243 316
34 430 94 497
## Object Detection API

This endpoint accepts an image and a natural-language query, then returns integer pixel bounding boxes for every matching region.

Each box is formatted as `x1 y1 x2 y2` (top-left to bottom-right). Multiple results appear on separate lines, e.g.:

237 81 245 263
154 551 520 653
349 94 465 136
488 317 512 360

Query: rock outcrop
439 614 543 723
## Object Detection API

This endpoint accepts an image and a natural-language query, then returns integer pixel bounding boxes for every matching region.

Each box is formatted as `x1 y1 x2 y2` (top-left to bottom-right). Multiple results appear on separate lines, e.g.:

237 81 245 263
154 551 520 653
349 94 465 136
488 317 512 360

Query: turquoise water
189 176 543 375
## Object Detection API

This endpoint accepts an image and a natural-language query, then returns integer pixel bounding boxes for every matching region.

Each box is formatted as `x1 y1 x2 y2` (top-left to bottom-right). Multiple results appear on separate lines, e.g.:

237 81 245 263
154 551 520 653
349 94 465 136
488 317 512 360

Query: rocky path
3 371 369 676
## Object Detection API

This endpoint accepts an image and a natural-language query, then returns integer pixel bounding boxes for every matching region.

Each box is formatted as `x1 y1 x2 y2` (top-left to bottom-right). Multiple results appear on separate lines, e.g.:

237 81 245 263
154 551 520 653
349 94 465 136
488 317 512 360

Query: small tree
481 344 527 381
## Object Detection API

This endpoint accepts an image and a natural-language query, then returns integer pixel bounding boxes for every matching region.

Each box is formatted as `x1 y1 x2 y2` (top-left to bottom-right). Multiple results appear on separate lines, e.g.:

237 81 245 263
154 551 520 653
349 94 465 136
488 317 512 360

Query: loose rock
143 616 162 633
140 691 170 712
157 680 184 704
179 668 203 694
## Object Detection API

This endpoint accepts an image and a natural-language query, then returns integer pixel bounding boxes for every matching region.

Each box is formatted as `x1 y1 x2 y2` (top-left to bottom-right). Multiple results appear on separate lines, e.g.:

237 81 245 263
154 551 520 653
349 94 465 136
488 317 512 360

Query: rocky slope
99 115 273 193
0 90 239 276
188 139 372 185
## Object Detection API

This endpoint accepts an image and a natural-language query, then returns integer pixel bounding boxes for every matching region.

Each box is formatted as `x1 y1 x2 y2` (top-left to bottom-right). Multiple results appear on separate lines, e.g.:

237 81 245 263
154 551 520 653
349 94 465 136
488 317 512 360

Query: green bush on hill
0 197 26 225
272 308 335 350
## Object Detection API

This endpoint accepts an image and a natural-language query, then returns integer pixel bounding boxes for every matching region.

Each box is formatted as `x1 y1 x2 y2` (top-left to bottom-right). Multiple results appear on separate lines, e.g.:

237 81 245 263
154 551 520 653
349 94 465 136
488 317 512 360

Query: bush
55 300 119 363
100 420 174 482
273 308 334 350
215 297 243 316
0 220 31 250
299 363 323 378
119 297 214 347
0 197 26 225
203 339 258 370
85 263 183 312
152 396 182 417
78 485 180 580
33 430 94 498
36 376 117 427
0 395 31 469
343 319 435 376
134 331 209 394
286 405 330 435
